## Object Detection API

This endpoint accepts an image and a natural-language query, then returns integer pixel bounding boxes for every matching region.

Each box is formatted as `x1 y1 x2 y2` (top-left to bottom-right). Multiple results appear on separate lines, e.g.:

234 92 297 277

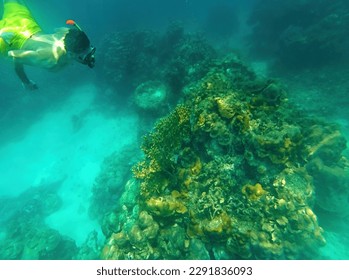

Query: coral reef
0 180 105 260
101 55 348 259
0 182 78 260
89 144 141 224
133 80 169 115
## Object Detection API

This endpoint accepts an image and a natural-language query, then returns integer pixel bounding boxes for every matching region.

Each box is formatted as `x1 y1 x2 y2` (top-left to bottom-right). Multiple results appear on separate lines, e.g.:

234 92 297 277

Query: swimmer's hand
22 80 38 91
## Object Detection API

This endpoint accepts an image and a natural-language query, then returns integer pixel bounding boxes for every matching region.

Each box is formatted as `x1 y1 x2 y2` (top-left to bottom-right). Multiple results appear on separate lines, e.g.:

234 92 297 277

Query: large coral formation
101 55 348 259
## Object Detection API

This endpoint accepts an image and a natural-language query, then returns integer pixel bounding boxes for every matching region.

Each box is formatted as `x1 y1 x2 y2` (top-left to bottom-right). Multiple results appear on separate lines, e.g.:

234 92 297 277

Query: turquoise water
0 0 348 259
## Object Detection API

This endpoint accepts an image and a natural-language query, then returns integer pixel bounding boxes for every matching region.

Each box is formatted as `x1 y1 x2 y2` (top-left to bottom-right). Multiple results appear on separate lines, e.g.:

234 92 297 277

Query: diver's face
76 46 96 68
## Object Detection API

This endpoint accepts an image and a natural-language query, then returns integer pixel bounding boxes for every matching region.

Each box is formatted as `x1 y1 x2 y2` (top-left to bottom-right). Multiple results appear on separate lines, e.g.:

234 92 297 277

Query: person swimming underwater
0 0 95 90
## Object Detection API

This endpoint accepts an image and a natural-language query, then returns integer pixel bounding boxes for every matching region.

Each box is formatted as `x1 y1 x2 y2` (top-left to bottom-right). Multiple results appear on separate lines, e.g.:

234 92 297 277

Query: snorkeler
0 0 95 90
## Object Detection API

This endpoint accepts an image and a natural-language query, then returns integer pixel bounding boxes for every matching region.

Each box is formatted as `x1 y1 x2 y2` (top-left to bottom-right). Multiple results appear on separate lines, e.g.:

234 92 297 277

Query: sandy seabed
0 83 139 245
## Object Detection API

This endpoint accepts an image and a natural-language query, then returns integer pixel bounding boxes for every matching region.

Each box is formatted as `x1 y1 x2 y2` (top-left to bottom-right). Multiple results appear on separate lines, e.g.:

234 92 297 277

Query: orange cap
66 19 76 25
66 19 82 31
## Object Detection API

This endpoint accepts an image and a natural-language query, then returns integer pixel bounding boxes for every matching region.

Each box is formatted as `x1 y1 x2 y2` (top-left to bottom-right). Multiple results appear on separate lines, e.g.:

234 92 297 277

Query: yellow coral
191 158 202 175
138 211 154 228
275 216 288 226
183 176 193 187
146 196 187 216
242 183 266 200
142 222 159 240
128 225 144 245
284 137 293 149
236 112 251 132
206 82 213 90
197 113 206 128
204 212 231 234
215 96 236 119
176 105 190 125
114 232 128 247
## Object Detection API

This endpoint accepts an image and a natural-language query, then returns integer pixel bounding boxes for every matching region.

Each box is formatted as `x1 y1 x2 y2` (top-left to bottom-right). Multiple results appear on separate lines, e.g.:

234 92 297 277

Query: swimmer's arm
14 61 38 90
9 49 53 90
14 62 29 84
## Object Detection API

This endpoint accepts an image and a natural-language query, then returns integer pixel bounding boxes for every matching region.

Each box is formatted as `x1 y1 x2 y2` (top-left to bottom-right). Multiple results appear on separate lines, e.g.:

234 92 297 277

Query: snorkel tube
66 19 96 68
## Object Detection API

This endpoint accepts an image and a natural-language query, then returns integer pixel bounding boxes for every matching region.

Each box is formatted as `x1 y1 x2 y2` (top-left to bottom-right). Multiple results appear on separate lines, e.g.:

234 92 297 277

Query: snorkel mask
78 45 96 68
66 19 96 68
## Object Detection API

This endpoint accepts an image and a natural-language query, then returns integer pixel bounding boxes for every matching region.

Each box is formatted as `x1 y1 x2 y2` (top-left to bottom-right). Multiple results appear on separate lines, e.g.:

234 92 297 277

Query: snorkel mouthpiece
81 46 96 68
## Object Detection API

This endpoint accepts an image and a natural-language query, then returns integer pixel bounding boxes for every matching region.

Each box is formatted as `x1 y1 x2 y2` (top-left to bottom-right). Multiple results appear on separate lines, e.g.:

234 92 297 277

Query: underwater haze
0 0 349 260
